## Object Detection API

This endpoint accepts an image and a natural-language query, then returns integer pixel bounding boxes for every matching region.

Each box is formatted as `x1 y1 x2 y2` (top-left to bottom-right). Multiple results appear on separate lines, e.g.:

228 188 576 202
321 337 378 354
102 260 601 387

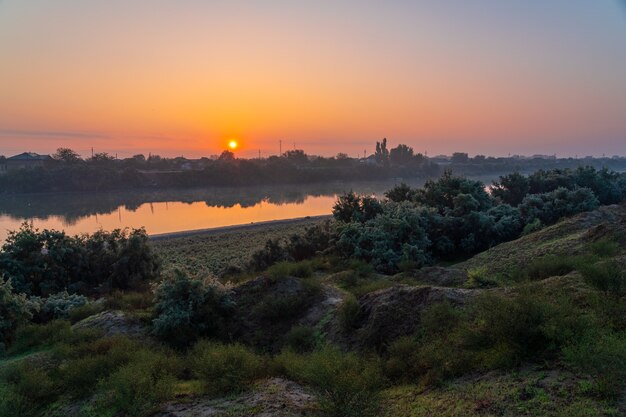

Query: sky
1 0 625 159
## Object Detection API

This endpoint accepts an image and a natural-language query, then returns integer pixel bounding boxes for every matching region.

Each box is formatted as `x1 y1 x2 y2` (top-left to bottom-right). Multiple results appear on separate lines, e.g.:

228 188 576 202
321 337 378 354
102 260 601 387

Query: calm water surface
0 175 502 242
0 181 419 241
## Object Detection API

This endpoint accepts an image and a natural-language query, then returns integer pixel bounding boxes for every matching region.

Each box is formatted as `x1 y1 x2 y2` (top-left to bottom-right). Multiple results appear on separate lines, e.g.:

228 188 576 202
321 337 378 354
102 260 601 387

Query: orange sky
1 1 625 158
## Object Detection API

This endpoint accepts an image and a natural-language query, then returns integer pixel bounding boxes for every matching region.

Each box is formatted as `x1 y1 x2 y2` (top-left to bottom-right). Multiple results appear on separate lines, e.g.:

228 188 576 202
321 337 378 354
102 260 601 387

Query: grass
152 218 324 277
382 368 622 417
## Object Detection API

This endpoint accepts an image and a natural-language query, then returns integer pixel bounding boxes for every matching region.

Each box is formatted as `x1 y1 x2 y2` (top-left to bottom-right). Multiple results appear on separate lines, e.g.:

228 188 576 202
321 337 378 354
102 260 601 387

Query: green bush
94 349 178 416
0 225 161 296
67 302 105 323
7 320 73 355
465 267 498 288
580 261 625 296
515 255 578 281
522 218 543 236
338 293 360 331
152 270 234 348
563 331 626 399
190 341 264 395
284 326 318 353
276 346 384 417
0 276 38 350
37 291 88 322
266 260 313 280
0 383 35 417
0 362 55 405
58 336 142 399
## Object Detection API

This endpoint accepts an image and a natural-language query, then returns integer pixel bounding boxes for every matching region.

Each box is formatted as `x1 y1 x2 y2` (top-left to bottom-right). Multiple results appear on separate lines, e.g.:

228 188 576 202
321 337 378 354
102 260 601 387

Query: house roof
7 152 52 161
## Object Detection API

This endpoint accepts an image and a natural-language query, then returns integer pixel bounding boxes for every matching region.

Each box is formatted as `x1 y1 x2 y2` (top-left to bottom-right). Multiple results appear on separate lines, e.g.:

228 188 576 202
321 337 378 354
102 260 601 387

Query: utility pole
258 149 261 159
91 147 94 158
279 140 282 156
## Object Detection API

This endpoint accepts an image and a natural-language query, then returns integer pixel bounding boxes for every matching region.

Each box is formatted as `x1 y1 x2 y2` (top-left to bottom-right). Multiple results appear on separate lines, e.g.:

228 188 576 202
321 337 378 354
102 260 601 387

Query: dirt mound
457 204 626 275
397 266 467 287
154 378 317 417
334 285 475 351
72 310 146 338
228 276 326 351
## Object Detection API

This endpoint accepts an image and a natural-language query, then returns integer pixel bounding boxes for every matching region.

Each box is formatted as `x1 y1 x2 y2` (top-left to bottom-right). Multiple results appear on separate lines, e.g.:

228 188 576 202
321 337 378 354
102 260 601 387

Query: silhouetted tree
218 150 235 161
375 138 389 165
53 148 81 164
451 152 469 163
389 144 414 166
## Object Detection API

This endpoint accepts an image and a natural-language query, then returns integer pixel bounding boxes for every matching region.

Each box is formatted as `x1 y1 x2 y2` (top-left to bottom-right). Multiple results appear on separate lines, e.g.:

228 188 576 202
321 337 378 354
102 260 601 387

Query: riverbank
150 215 329 277
149 215 331 241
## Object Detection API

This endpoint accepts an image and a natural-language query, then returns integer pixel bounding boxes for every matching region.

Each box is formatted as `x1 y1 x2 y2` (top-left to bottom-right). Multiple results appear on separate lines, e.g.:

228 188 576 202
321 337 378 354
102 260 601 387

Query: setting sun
228 140 238 150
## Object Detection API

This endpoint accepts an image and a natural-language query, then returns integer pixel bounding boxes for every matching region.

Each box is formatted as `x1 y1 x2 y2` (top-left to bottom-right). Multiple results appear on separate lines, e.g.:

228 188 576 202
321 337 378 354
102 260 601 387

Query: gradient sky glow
1 0 625 158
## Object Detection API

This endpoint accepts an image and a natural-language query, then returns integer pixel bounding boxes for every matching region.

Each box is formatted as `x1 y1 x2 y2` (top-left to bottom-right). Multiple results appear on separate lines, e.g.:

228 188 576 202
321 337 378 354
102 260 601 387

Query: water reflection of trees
0 180 427 225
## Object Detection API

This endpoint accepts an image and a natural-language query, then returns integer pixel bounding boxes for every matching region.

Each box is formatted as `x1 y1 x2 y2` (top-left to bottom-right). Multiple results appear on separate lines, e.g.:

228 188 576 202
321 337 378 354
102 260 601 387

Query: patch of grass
93 348 179 417
338 293 360 331
7 320 101 356
563 330 626 400
465 267 498 288
588 238 621 258
332 270 393 297
152 219 323 277
190 341 265 396
382 368 621 417
104 290 153 312
579 261 626 296
276 346 384 417
284 326 319 353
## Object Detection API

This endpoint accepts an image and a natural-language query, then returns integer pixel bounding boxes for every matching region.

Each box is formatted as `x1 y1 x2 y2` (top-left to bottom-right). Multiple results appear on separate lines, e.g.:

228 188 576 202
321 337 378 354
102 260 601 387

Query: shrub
276 346 384 417
7 320 73 355
580 261 626 296
37 291 88 322
284 325 318 353
94 349 178 416
0 383 34 417
0 362 55 405
190 341 264 395
465 267 498 288
58 336 142 398
338 294 360 331
522 218 543 236
266 260 313 280
519 187 599 226
512 255 581 282
67 302 105 323
152 270 234 348
563 331 626 399
0 225 161 297
0 276 38 350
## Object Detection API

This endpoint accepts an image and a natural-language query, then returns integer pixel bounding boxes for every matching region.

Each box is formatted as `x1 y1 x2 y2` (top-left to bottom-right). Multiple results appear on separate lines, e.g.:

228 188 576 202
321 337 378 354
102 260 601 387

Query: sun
228 140 238 150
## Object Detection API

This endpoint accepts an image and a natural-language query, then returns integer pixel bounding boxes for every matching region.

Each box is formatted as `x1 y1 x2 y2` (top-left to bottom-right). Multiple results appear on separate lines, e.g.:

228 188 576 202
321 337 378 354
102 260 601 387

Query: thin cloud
0 129 109 140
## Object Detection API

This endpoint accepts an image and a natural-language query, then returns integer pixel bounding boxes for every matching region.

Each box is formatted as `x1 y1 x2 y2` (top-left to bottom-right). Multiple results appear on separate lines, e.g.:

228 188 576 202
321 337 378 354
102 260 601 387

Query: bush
516 255 578 281
580 261 626 296
0 276 38 350
519 187 599 226
0 225 161 296
276 346 384 417
0 362 55 405
190 341 264 395
338 294 360 331
465 267 498 288
152 270 234 348
58 336 142 399
266 260 313 280
563 331 626 399
7 320 69 354
284 326 318 353
37 291 88 322
0 383 35 417
94 349 178 416
522 218 543 236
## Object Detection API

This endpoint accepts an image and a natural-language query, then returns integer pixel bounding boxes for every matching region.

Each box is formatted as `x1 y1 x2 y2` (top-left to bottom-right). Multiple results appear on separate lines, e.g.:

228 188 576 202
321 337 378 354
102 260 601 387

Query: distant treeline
1 143 626 193
0 142 438 193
